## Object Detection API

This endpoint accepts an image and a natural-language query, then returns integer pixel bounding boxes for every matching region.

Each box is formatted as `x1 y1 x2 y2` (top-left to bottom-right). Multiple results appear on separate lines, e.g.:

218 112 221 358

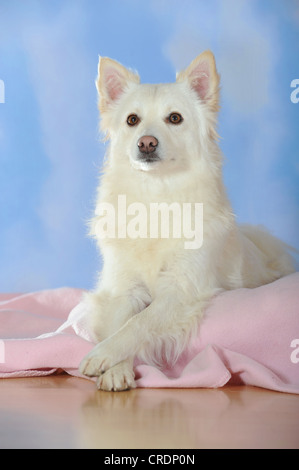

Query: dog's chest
106 234 182 289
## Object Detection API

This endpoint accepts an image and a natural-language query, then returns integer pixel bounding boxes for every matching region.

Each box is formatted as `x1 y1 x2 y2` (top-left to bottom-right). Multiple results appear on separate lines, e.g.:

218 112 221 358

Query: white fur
79 51 294 391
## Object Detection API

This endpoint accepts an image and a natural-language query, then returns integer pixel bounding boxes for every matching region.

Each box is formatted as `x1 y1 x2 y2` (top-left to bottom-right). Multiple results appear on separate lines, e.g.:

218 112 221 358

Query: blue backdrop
0 0 298 292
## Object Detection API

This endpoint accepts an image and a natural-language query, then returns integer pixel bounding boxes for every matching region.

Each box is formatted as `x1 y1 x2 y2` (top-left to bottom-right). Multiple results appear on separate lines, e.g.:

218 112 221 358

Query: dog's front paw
79 340 120 377
97 360 136 392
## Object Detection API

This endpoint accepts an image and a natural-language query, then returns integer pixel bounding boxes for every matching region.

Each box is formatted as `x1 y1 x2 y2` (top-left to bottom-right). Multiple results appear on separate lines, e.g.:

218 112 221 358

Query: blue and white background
0 0 298 292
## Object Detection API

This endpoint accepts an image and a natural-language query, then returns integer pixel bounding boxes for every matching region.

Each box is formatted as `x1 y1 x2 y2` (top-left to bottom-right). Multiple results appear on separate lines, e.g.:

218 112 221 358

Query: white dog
79 51 294 391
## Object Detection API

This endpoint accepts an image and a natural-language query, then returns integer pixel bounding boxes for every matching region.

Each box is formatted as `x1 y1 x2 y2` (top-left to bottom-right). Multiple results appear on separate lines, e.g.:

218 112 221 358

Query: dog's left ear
176 50 220 111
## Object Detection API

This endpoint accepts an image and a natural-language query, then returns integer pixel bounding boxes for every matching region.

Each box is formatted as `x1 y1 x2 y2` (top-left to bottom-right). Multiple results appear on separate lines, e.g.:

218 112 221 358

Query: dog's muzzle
137 135 160 162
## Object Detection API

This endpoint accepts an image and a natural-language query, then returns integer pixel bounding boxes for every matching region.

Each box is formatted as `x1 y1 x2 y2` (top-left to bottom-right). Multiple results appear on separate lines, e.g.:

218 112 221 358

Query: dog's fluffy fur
79 51 294 391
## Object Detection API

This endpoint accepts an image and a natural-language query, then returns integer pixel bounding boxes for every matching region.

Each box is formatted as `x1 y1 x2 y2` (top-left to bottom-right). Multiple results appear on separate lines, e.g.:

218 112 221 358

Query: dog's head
96 51 220 175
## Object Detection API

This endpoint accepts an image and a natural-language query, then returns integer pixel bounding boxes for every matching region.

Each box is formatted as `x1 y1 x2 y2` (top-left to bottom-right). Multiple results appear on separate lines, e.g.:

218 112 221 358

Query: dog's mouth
137 153 161 164
132 152 162 172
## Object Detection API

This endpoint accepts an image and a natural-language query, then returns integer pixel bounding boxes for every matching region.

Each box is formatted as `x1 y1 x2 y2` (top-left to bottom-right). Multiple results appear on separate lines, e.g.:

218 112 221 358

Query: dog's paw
79 340 121 377
79 348 111 377
97 361 136 392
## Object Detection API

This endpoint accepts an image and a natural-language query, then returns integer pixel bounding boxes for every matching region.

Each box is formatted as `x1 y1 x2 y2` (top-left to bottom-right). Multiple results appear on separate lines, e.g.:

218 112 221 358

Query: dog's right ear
96 57 140 113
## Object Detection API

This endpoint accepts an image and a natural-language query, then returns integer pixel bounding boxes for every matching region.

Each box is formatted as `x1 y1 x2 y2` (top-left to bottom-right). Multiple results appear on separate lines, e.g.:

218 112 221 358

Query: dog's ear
176 50 220 111
96 57 140 112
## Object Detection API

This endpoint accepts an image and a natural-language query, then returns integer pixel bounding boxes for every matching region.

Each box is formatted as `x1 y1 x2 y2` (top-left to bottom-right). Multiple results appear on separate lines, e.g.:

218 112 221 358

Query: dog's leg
80 282 151 389
84 290 137 391
79 284 217 378
84 281 151 341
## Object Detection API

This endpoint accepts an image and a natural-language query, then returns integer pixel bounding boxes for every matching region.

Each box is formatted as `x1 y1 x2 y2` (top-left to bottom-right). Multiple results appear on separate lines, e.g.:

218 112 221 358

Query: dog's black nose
137 135 158 154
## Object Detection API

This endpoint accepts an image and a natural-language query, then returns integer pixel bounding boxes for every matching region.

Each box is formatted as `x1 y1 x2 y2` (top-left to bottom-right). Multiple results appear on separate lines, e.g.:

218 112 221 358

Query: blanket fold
0 274 299 393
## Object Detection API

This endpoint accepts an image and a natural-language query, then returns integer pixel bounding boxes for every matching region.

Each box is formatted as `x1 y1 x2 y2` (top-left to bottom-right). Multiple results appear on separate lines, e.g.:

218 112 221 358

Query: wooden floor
0 375 298 449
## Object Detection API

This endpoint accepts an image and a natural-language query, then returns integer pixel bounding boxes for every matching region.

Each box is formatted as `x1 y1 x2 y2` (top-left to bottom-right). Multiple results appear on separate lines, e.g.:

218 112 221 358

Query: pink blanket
0 274 299 393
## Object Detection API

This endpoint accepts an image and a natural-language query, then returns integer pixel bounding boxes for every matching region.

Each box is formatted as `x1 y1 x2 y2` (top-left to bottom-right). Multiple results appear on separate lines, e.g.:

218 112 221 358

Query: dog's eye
127 114 140 126
167 113 183 125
